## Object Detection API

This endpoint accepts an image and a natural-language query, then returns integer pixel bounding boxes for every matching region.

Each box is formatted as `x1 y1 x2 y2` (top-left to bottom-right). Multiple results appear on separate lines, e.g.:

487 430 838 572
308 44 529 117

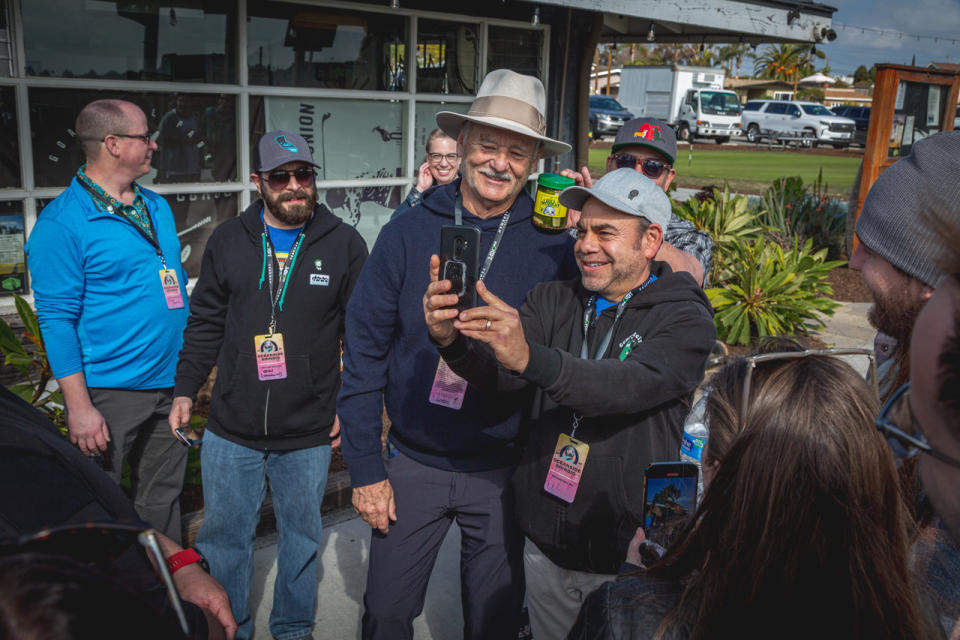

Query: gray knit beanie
857 130 960 287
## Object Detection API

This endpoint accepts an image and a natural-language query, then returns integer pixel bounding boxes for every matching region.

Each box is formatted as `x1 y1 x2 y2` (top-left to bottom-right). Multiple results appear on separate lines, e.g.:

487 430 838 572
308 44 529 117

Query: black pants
361 450 524 640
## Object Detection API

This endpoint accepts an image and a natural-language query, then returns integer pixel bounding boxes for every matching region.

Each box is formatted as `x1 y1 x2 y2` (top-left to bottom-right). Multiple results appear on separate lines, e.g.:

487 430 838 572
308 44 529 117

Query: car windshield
800 104 836 116
591 96 625 111
700 91 741 115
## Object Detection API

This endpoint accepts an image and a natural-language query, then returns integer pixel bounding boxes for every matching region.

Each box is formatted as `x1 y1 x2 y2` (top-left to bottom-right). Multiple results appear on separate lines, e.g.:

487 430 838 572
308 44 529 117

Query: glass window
888 81 950 158
22 0 236 83
765 103 787 115
319 186 401 248
0 200 25 294
29 89 237 188
786 104 800 116
250 95 404 181
414 102 468 159
487 26 543 79
168 191 238 277
0 86 19 188
416 19 479 95
0 0 12 78
247 2 407 90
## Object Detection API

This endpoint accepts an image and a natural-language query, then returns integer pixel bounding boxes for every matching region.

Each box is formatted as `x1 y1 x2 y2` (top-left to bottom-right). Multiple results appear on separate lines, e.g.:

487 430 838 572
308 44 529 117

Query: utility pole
606 45 613 95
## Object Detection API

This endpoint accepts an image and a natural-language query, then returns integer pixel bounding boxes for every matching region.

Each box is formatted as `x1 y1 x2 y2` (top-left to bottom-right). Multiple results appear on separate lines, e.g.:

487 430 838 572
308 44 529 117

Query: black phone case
641 462 699 549
440 224 481 310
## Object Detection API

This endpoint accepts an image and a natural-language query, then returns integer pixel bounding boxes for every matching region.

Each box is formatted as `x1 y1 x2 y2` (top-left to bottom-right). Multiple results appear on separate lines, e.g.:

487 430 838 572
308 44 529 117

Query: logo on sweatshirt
310 273 330 286
314 259 323 271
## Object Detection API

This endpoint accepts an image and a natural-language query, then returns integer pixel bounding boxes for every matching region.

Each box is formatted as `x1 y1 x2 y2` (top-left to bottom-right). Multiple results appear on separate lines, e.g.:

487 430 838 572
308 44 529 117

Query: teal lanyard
260 215 307 334
579 274 657 360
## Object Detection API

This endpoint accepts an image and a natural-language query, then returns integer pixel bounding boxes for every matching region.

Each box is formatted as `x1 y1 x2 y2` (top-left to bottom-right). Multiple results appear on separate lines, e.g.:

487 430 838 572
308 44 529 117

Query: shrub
0 294 63 425
760 171 847 259
706 237 843 345
672 184 762 285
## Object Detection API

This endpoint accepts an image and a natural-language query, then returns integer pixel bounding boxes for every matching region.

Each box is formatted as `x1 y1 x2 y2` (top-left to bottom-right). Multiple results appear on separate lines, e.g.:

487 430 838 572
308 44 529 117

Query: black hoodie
440 262 716 573
173 200 367 450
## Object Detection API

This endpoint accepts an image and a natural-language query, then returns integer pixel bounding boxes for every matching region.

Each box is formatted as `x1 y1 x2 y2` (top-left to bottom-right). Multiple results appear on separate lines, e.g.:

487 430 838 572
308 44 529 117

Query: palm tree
752 44 824 98
718 43 749 77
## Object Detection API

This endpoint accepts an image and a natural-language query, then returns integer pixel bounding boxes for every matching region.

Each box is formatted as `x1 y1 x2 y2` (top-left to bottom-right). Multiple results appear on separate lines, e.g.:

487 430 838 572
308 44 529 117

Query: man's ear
644 224 664 260
250 173 263 197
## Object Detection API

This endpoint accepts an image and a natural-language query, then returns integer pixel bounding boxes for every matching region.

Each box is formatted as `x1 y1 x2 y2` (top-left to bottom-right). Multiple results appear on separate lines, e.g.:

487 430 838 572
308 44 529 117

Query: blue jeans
196 430 331 640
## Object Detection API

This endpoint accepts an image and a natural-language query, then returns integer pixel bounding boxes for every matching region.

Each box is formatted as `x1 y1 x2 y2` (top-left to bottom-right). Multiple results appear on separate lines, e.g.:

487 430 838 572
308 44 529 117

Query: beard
867 291 925 345
263 187 317 226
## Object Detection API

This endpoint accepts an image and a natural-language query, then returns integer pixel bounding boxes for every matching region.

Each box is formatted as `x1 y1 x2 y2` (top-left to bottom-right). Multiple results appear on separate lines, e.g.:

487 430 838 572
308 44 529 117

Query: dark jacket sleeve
338 231 369 344
438 288 557 394
521 298 715 418
337 228 404 488
173 230 229 400
567 583 615 640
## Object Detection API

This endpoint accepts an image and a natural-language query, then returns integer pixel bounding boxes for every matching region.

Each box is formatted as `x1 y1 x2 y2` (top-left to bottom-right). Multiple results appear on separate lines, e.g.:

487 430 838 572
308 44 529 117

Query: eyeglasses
613 154 669 180
427 152 460 164
875 382 960 470
103 132 154 144
741 348 878 425
0 522 191 635
262 167 316 190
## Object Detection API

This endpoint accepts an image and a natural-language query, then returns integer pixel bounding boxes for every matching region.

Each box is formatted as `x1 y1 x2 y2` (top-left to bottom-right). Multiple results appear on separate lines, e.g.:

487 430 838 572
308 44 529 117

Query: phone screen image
643 470 698 549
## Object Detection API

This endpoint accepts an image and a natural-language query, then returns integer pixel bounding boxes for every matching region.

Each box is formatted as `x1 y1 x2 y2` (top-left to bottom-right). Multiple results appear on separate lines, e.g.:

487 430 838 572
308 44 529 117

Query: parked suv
589 94 634 139
742 99 856 148
830 105 870 146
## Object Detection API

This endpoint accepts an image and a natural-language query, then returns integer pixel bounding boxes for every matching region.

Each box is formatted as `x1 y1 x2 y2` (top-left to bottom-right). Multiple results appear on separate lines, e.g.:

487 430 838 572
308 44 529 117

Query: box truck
617 65 742 144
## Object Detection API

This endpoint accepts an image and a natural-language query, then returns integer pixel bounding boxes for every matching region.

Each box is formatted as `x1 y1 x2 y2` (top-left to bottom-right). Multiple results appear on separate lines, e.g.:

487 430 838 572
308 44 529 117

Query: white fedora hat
436 69 571 157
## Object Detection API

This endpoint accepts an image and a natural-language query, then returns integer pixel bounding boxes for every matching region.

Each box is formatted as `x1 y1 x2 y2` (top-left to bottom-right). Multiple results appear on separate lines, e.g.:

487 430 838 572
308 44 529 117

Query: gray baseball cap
254 130 319 172
559 168 671 230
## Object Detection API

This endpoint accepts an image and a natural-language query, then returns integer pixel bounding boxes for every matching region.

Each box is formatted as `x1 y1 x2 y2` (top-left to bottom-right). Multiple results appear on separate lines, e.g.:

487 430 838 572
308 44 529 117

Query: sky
819 0 960 76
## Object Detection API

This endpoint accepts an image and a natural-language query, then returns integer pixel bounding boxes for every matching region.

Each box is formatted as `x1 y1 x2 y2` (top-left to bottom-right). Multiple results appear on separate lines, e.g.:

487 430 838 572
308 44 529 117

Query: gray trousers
361 450 524 640
87 387 188 543
524 539 615 640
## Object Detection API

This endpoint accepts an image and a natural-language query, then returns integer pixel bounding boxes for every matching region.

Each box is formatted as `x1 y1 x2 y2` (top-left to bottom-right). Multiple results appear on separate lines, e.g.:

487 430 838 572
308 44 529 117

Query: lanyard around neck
260 214 307 334
77 178 166 267
454 189 510 282
579 274 656 361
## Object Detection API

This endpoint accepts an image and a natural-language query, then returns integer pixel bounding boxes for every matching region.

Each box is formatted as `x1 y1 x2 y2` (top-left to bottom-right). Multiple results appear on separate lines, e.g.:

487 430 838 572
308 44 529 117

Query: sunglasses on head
613 154 669 180
263 167 316 190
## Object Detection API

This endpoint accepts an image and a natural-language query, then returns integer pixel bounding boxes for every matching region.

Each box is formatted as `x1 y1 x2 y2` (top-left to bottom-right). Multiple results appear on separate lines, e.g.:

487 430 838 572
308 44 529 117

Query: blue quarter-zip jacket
25 177 189 389
338 179 579 487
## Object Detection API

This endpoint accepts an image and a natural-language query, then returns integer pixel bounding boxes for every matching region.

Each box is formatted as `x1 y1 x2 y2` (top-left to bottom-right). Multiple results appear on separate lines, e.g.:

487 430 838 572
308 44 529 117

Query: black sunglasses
263 167 316 190
613 154 669 180
103 132 153 144
875 382 960 470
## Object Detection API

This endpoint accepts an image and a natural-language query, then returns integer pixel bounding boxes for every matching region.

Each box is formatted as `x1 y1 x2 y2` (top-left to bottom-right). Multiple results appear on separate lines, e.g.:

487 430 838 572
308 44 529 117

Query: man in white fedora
339 69 577 639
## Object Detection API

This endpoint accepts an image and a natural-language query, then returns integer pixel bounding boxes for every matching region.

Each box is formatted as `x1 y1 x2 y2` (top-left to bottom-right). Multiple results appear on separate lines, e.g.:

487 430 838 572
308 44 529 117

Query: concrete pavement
243 301 875 639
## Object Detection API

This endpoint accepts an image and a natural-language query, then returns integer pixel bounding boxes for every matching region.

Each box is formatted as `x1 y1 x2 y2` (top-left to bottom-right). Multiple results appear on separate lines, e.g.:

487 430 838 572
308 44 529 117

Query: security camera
813 23 838 42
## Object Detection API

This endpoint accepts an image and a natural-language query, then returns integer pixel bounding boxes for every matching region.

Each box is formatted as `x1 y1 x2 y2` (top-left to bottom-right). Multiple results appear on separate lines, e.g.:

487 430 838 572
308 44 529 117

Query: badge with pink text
544 434 590 503
158 269 184 309
428 358 468 409
254 333 287 381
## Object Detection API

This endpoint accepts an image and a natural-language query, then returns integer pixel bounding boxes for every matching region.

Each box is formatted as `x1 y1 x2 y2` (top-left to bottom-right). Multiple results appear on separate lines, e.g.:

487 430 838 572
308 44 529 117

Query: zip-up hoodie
173 200 367 450
339 179 579 487
439 262 716 574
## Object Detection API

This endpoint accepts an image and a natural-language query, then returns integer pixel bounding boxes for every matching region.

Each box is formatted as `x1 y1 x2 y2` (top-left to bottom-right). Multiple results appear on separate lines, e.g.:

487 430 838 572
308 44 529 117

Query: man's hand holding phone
168 396 202 447
424 254 462 347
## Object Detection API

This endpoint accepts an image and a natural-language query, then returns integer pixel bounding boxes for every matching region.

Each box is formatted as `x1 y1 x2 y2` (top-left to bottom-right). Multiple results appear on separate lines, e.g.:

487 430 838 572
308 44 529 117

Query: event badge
254 333 287 381
158 269 184 309
428 358 468 410
544 433 590 503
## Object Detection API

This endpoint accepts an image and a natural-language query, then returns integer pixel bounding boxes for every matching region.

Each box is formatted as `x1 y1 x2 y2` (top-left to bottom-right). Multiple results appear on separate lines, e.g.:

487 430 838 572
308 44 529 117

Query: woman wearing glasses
570 341 940 639
391 128 461 220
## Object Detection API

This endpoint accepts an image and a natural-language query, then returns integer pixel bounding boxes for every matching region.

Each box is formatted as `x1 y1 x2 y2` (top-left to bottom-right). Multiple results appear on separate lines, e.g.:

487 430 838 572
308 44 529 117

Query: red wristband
165 548 209 574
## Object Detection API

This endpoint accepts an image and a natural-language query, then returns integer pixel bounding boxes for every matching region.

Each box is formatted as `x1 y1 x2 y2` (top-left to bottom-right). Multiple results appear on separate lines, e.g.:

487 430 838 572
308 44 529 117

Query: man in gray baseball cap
169 128 367 639
424 167 716 638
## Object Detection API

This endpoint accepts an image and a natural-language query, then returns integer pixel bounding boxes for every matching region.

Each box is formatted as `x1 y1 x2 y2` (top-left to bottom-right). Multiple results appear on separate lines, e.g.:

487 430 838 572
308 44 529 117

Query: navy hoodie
339 179 579 487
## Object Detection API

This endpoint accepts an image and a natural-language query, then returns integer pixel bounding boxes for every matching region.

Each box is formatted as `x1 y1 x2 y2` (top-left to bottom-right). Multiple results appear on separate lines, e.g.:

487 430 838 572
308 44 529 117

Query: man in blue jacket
339 69 577 639
25 99 190 542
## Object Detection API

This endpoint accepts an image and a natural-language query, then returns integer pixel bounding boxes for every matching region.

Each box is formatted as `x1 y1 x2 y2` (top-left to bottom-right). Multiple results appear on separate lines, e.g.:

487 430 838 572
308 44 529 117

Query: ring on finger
484 319 492 331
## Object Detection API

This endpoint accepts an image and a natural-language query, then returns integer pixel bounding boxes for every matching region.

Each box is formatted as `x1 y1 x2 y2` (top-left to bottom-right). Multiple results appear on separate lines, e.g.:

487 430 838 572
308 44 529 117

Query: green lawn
587 148 861 198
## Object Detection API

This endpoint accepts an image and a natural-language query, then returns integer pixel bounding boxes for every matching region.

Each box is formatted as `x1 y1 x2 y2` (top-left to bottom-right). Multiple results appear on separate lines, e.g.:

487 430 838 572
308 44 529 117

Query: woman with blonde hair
571 341 939 640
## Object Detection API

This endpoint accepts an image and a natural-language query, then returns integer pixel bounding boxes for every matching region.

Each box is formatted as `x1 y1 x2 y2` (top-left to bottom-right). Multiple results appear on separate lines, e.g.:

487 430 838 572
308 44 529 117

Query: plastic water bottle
680 391 710 503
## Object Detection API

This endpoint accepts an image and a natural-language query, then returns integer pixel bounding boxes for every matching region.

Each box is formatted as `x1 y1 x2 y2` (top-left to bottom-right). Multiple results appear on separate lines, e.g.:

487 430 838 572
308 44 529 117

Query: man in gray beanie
850 130 959 399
